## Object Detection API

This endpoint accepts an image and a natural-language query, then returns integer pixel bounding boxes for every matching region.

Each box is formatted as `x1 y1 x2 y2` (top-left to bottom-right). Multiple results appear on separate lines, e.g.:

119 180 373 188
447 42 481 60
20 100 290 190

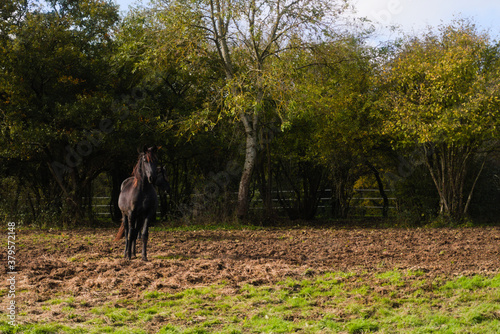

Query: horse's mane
131 153 143 185
132 150 157 187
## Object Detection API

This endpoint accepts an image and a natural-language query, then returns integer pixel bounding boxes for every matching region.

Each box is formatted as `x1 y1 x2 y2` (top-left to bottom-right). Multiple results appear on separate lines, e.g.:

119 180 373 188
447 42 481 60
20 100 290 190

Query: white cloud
353 0 500 39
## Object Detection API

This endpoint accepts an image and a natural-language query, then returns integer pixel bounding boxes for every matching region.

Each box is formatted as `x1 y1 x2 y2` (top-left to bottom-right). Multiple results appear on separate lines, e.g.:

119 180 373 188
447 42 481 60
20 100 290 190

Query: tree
377 20 500 219
113 3 233 220
151 0 354 218
276 36 388 218
0 0 120 223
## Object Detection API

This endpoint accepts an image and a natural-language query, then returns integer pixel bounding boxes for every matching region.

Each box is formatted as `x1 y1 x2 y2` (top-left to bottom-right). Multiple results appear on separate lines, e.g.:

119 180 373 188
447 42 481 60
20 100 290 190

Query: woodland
2 0 500 226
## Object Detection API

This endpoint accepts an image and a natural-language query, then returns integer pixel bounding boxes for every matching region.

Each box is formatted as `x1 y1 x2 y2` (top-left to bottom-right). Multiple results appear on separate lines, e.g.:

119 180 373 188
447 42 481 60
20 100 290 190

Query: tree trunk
463 156 486 216
237 130 258 218
236 86 262 219
423 143 478 220
256 147 273 217
264 130 273 216
365 160 389 218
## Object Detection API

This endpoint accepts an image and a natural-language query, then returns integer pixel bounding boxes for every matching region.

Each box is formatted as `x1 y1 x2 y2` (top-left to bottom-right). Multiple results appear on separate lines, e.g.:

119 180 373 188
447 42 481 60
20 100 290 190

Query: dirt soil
2 227 500 329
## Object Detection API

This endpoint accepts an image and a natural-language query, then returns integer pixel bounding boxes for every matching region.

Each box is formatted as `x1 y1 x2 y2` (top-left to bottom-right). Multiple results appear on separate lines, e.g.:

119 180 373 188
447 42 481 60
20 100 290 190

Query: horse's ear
143 145 149 153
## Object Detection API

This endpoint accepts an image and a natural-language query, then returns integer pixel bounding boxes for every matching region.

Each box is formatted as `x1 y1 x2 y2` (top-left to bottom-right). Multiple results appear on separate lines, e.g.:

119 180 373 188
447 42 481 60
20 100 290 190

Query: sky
112 0 500 40
353 0 500 40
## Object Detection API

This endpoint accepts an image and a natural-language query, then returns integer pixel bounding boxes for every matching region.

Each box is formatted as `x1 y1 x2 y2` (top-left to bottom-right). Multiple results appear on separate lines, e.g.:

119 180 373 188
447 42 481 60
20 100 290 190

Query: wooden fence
90 189 397 219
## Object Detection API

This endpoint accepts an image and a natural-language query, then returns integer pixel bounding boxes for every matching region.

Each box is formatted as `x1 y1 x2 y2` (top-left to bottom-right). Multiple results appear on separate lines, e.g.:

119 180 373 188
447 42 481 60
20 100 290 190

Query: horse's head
140 145 159 185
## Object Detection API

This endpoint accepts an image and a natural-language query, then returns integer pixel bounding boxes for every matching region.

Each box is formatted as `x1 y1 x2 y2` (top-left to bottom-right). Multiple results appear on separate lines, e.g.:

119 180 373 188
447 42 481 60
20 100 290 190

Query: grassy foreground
2 269 500 333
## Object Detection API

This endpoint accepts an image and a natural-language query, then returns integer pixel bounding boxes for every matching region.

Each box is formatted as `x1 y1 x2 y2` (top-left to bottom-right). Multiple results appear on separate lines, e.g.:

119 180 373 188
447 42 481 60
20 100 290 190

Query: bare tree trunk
235 86 262 218
237 128 258 218
463 156 486 216
365 160 389 218
423 143 478 220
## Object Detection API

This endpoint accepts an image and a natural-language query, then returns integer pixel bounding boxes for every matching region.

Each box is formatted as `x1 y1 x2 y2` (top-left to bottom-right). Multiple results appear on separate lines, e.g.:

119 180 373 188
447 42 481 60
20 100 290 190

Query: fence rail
89 189 396 218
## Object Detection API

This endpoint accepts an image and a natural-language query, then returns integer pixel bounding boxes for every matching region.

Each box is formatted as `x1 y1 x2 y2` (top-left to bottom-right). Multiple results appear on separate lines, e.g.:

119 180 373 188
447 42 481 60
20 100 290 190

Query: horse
114 165 170 242
117 145 159 261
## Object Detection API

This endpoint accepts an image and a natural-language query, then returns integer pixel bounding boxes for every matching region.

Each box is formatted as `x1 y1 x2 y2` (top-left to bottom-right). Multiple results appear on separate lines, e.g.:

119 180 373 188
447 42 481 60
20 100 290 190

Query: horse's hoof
142 257 148 262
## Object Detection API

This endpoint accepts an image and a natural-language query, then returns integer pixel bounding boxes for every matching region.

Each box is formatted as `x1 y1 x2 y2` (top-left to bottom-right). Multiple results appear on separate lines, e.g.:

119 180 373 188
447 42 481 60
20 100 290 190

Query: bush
468 158 500 223
392 164 439 226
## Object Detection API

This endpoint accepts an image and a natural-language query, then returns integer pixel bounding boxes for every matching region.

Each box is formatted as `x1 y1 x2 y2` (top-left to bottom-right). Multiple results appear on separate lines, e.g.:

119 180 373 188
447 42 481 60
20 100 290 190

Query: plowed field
2 227 500 332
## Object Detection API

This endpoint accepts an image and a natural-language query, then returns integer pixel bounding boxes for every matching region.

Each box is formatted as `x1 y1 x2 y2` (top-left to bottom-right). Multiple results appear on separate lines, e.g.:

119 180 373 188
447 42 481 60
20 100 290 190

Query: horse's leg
132 214 143 258
136 215 142 240
123 215 129 258
127 211 137 260
132 229 137 259
141 215 152 261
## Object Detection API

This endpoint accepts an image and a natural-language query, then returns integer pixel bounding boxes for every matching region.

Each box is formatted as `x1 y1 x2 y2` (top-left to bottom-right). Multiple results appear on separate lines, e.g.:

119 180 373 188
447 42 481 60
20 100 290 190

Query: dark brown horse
117 146 158 261
114 165 169 242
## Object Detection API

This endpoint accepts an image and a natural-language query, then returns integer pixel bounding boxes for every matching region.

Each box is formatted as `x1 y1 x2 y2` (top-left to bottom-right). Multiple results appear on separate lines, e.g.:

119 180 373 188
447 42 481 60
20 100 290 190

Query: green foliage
393 164 440 224
0 0 121 224
2 1 500 224
379 19 500 146
277 37 387 218
377 19 500 219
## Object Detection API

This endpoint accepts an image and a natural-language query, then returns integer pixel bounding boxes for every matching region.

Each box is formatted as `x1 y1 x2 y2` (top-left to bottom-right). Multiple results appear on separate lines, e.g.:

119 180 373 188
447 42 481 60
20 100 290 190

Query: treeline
1 0 500 227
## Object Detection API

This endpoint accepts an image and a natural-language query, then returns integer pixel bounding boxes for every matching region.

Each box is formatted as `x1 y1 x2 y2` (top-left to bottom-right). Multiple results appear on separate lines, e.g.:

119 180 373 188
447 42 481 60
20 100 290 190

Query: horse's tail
114 220 125 241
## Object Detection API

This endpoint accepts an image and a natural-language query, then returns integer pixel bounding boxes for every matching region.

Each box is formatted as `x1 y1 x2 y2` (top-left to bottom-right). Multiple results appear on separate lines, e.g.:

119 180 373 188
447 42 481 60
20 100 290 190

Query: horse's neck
133 160 145 186
133 176 146 189
134 176 156 193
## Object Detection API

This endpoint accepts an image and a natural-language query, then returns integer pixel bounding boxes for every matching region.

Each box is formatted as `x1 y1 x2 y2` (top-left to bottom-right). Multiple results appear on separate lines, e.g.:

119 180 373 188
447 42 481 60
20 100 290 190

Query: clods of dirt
2 227 499 327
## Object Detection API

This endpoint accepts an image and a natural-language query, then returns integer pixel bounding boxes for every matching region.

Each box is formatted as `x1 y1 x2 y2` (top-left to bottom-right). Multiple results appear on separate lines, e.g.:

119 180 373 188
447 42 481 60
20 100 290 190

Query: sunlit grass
2 270 500 333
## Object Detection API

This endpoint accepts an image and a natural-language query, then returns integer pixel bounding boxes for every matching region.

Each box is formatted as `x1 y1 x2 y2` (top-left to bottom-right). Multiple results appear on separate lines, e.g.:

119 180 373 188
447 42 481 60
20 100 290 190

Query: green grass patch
3 270 500 333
